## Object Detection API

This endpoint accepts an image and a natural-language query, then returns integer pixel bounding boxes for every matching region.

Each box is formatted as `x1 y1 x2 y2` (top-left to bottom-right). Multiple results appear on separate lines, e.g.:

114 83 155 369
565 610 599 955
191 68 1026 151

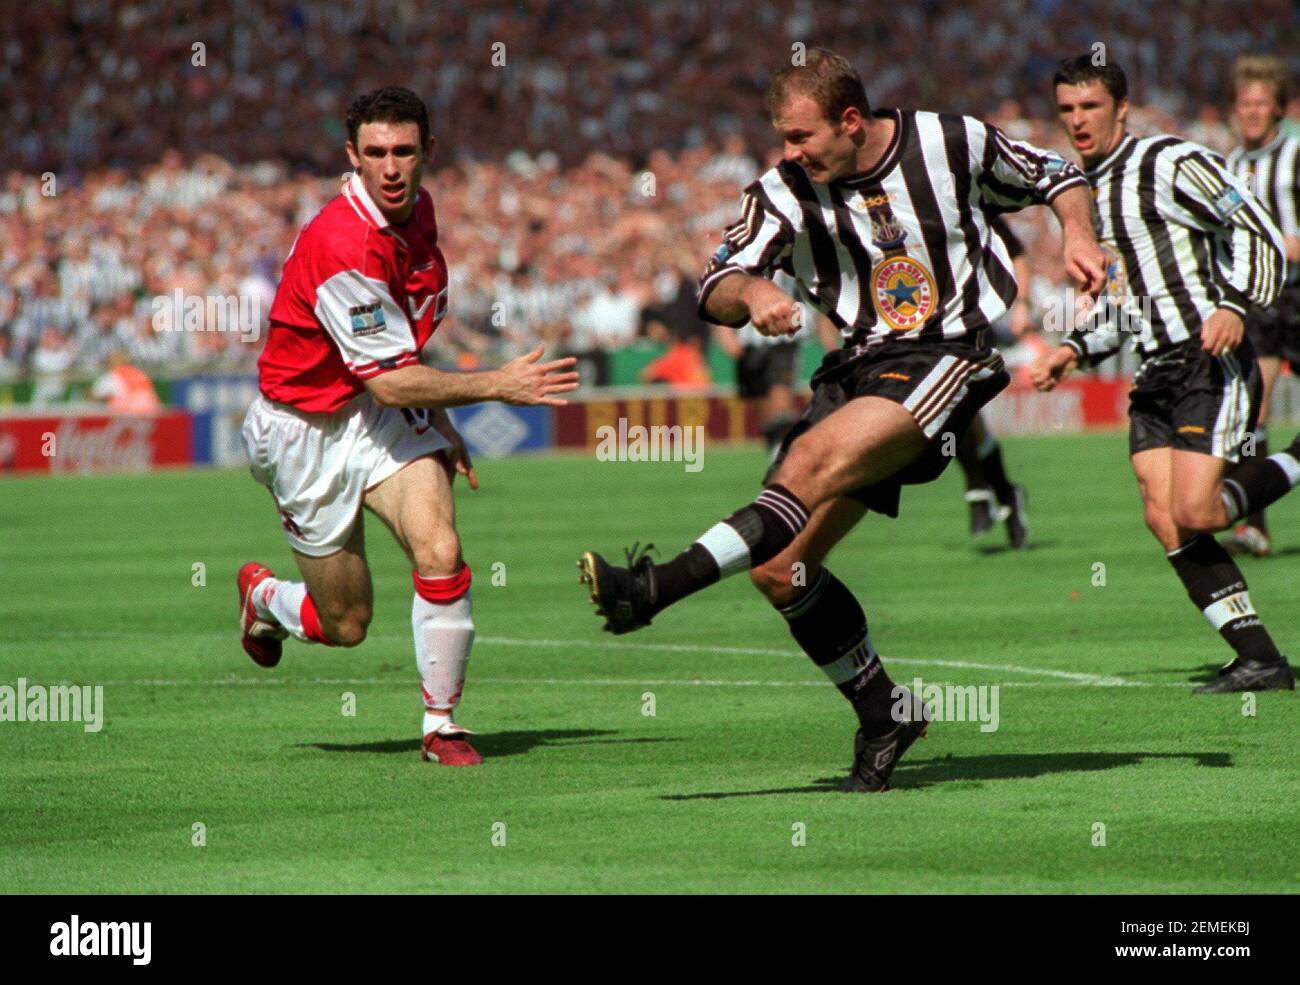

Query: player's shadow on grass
973 538 1059 555
1114 662 1226 683
661 750 1231 799
302 729 681 759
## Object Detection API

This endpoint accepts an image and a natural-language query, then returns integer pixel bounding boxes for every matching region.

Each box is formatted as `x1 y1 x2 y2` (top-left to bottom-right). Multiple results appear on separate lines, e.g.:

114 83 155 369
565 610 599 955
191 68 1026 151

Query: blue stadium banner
446 403 551 458
169 374 261 466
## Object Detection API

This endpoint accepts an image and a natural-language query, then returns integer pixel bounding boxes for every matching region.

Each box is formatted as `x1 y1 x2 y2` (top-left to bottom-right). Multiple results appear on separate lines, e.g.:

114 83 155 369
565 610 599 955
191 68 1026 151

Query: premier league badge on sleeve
1212 186 1245 221
348 301 387 337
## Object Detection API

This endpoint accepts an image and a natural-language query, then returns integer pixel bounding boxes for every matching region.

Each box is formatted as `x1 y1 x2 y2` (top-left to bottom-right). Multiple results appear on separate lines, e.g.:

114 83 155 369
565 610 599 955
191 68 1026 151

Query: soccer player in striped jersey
578 49 1107 792
1220 55 1300 558
1032 56 1297 693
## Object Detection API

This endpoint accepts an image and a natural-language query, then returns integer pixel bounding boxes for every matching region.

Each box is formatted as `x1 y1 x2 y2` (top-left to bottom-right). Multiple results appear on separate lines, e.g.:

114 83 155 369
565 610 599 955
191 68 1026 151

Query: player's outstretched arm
366 346 579 409
1049 186 1107 297
704 273 801 337
1028 344 1079 392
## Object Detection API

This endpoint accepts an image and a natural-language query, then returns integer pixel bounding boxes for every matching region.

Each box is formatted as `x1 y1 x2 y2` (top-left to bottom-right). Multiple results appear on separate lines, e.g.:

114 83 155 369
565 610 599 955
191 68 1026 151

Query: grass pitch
1 432 1297 893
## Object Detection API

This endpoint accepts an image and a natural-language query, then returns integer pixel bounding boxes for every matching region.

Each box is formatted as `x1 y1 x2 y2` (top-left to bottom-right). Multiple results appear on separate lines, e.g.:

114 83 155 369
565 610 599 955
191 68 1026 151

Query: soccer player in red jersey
237 87 578 764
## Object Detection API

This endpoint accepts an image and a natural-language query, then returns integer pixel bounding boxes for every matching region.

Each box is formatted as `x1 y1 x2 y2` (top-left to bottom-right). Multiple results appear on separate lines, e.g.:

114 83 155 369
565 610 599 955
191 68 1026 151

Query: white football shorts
241 392 451 557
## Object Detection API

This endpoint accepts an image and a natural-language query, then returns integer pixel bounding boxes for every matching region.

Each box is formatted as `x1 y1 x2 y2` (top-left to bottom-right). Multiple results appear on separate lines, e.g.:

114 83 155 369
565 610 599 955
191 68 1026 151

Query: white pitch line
19 678 1189 689
8 633 1144 687
474 636 1143 687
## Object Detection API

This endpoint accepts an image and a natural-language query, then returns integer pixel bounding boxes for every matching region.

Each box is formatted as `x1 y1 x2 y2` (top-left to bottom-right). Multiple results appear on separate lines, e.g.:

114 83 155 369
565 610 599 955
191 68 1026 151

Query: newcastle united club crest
859 192 936 332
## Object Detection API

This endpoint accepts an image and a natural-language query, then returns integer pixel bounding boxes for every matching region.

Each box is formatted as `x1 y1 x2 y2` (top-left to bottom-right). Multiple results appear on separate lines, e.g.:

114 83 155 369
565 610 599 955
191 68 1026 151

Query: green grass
1 432 1297 893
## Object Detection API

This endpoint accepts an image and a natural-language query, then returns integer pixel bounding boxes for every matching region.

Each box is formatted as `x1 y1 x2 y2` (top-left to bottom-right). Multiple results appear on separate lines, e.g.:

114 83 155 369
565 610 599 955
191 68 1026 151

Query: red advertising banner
0 411 193 475
553 378 1130 450
553 395 770 449
984 377 1130 435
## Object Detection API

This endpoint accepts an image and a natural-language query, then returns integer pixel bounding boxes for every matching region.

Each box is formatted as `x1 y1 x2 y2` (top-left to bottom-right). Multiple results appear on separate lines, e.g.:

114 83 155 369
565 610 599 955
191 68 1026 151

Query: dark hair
766 48 870 123
1052 55 1128 104
346 86 430 148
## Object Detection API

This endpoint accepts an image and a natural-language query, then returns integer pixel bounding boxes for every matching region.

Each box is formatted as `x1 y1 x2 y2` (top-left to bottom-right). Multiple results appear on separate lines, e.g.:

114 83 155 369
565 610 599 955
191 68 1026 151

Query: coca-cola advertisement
0 411 192 475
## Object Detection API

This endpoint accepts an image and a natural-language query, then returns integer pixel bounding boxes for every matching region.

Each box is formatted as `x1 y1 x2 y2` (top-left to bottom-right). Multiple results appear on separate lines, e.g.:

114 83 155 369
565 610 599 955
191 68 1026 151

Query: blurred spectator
30 326 76 405
5 1 1295 174
90 349 163 414
0 331 21 384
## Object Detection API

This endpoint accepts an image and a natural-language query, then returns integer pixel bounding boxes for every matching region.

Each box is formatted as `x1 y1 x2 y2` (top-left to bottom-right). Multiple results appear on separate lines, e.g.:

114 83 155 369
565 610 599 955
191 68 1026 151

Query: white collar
345 172 389 229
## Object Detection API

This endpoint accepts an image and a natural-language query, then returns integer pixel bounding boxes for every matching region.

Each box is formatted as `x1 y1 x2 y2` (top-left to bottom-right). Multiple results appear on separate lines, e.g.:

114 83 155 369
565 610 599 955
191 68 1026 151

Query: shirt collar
1085 133 1136 180
345 172 389 229
1237 129 1287 161
837 109 905 187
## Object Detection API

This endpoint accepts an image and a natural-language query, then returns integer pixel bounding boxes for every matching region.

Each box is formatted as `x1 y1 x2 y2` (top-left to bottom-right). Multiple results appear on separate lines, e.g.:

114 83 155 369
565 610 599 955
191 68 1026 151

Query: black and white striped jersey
699 108 1086 348
1227 131 1300 285
1064 133 1284 366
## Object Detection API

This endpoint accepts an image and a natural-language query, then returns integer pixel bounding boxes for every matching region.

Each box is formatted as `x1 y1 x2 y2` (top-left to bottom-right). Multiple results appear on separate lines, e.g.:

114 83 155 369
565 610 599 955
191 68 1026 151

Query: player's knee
412 530 462 579
325 606 371 647
1141 502 1177 544
1170 496 1223 534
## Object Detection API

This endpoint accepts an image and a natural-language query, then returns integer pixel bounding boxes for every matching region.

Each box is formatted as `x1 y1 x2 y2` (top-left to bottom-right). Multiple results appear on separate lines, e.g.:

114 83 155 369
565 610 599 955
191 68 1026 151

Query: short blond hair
1232 55 1290 108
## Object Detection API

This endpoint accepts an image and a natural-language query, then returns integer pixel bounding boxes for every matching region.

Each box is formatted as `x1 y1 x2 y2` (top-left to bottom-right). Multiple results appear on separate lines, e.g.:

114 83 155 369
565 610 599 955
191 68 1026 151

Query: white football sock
413 587 475 736
258 578 312 642
695 522 751 577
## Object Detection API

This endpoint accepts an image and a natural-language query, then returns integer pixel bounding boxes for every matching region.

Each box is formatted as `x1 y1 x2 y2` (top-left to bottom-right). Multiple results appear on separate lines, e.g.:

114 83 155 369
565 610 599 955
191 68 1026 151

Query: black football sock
652 484 810 611
1167 534 1282 665
979 439 1016 504
956 427 989 491
1222 437 1300 525
775 567 898 736
1245 427 1269 532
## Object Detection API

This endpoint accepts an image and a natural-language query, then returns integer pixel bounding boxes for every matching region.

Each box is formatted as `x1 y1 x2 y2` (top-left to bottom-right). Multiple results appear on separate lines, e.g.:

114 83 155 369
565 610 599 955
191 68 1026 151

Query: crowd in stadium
2 0 1298 393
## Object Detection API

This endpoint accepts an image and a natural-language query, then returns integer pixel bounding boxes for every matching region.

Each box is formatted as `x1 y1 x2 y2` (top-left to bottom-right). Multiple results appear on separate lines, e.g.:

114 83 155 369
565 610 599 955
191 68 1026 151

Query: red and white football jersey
259 172 449 412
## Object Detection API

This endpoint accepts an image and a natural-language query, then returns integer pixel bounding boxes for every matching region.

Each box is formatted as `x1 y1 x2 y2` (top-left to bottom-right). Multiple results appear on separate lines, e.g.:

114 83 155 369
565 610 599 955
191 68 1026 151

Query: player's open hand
742 278 802 338
1063 233 1108 298
1200 308 1244 357
1029 345 1078 392
497 346 580 406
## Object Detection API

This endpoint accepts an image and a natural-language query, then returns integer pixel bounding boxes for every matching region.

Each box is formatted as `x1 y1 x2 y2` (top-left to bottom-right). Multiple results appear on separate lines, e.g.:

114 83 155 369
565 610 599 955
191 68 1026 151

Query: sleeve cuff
1217 285 1251 318
350 351 419 379
697 267 750 327
1062 337 1087 360
1043 174 1089 205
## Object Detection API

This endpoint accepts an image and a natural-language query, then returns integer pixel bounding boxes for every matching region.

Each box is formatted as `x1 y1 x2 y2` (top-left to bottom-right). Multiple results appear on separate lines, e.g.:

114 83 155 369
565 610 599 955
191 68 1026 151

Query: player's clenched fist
1062 232 1108 298
741 278 802 337
496 346 580 406
1028 345 1079 392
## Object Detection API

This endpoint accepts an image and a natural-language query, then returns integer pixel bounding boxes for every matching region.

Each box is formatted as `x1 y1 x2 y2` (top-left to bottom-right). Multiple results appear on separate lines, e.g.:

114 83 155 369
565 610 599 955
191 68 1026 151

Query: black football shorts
736 341 799 399
1128 338 1261 462
1244 282 1300 367
764 342 1010 516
